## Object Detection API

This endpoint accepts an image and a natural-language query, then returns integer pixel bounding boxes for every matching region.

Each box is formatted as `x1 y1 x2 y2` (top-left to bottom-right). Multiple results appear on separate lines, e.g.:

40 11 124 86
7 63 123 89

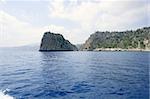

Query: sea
0 47 149 99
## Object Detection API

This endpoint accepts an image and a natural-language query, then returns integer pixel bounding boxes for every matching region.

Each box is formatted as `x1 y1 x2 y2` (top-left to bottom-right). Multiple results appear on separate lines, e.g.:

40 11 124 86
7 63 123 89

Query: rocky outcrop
39 32 78 51
81 27 150 51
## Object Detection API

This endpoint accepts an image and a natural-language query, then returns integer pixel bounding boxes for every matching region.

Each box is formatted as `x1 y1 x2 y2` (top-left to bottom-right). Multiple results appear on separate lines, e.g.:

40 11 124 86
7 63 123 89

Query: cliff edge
39 32 78 51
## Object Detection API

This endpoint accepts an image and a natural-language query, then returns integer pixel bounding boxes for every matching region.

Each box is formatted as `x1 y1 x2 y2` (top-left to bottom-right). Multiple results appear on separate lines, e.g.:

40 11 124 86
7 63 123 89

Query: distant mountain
39 32 78 51
0 44 40 51
81 27 150 51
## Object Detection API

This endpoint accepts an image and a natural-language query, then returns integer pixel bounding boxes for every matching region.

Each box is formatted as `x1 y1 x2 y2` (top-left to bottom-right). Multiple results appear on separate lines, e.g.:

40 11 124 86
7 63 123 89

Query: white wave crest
0 89 14 99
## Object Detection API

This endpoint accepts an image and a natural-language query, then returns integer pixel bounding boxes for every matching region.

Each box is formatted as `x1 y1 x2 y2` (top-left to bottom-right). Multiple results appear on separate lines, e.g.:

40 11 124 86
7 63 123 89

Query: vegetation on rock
81 27 150 51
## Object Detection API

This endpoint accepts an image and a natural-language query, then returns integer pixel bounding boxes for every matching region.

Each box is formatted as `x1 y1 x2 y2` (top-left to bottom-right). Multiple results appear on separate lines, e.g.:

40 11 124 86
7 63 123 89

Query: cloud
49 0 149 43
0 10 75 47
0 11 56 47
0 0 149 47
94 2 149 31
0 0 6 4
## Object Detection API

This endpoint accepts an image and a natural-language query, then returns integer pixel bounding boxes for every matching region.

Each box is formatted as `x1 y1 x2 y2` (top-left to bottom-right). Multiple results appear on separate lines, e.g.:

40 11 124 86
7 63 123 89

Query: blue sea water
0 48 149 99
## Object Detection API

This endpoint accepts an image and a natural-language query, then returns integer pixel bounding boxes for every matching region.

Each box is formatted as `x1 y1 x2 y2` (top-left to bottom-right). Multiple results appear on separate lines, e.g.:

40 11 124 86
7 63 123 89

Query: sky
0 0 149 47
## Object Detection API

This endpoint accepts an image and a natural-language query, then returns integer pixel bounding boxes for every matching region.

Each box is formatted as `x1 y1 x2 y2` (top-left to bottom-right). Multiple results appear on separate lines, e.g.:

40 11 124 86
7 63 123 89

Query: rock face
39 32 78 51
81 27 150 51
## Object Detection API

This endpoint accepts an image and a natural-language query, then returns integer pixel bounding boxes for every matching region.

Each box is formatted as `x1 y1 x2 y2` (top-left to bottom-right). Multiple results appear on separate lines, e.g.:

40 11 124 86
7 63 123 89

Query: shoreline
93 48 150 52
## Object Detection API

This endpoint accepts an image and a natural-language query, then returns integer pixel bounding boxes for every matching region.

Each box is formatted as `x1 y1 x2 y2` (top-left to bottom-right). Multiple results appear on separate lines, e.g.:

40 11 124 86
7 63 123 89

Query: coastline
39 48 150 52
93 48 150 52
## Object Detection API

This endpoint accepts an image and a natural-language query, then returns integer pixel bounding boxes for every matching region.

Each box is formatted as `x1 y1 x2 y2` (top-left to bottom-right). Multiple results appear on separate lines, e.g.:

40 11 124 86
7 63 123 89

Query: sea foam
0 89 14 99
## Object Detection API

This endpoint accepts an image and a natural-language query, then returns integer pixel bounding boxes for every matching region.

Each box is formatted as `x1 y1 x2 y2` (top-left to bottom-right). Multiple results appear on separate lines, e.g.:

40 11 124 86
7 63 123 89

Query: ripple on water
0 51 149 99
71 81 95 93
1 71 26 76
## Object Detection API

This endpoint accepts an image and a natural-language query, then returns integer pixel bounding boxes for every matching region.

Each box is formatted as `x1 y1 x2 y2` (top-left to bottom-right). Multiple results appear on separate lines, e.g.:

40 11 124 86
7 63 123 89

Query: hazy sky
0 0 149 47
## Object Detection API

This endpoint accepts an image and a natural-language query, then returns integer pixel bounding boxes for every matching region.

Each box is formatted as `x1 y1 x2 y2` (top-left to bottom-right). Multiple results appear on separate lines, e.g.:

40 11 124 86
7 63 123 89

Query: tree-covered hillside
81 27 150 50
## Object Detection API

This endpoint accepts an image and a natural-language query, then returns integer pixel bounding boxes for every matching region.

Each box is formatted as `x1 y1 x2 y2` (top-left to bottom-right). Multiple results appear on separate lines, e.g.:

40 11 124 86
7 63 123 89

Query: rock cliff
39 32 78 51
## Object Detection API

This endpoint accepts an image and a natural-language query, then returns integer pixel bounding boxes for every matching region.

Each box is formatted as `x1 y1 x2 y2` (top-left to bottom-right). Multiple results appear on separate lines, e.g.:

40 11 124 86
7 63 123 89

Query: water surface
0 48 149 99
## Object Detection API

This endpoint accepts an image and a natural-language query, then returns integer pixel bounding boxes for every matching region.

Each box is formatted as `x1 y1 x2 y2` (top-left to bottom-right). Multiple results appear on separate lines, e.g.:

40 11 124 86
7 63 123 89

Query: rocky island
81 27 150 51
39 27 150 52
39 32 78 51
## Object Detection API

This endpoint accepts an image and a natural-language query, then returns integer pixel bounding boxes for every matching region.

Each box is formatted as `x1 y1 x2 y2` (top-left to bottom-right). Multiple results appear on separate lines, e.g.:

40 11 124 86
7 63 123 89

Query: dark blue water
0 48 149 99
